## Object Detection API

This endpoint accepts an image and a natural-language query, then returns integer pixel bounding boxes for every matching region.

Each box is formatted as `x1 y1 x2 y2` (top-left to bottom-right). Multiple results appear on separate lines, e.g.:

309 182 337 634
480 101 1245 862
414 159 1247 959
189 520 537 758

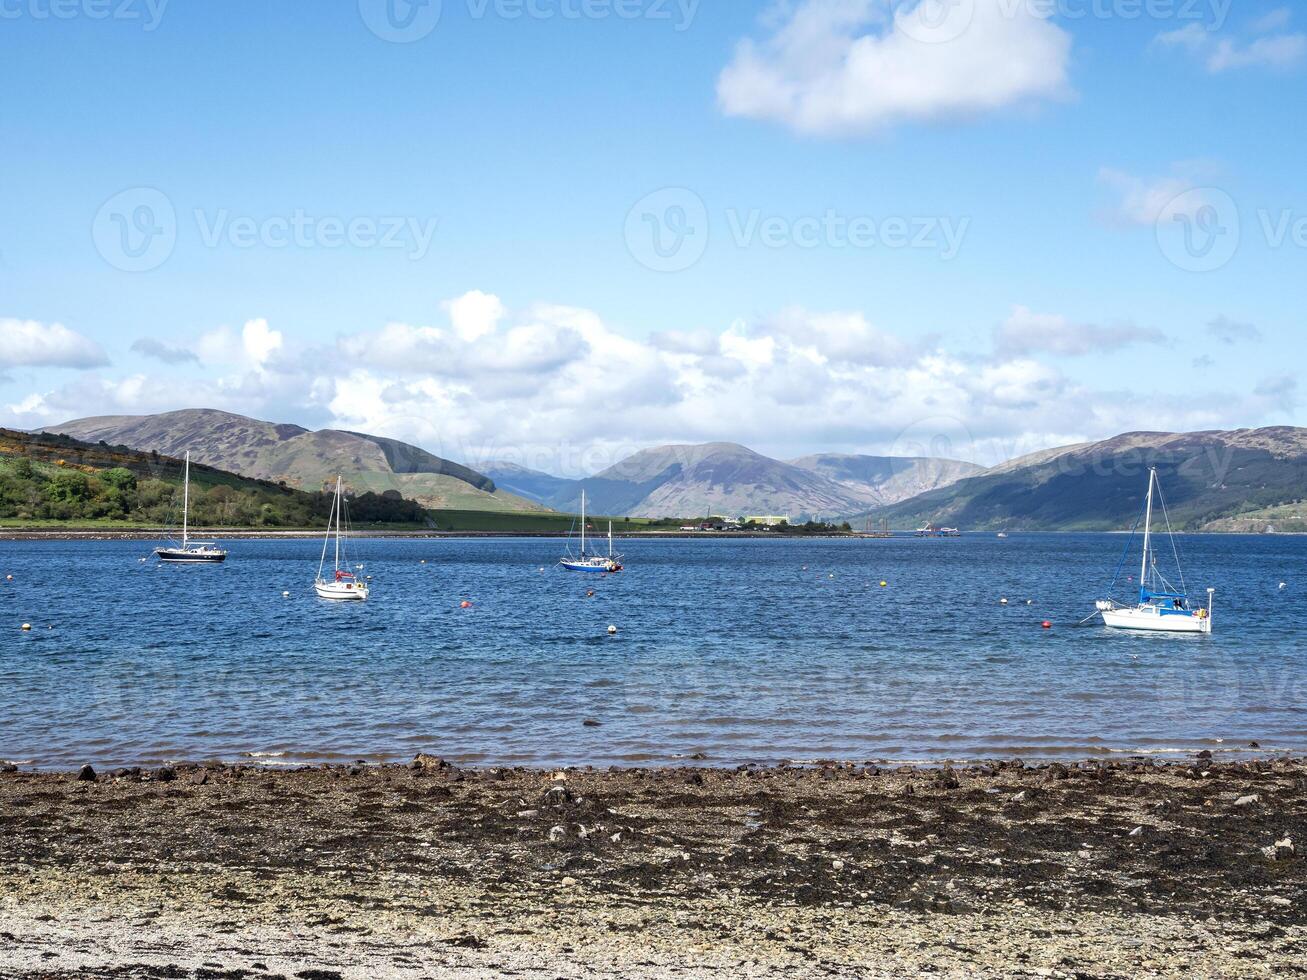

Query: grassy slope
868 439 1307 531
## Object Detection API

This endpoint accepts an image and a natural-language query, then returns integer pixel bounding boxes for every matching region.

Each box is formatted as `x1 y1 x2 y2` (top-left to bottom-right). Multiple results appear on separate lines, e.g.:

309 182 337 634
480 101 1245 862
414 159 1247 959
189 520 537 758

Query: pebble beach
1 755 1304 978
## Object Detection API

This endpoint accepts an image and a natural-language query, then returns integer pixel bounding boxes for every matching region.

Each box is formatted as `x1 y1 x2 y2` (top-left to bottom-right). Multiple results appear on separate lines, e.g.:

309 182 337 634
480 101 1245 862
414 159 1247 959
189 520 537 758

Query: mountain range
488 444 981 520
865 427 1307 532
42 411 1307 531
45 410 543 513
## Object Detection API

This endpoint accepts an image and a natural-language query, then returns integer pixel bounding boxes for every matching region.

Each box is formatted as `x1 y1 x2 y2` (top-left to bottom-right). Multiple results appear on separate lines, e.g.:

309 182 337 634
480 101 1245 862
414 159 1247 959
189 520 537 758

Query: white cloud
0 319 109 369
1157 14 1306 73
1096 165 1219 227
443 289 506 343
195 318 285 371
994 306 1166 357
1207 33 1307 71
3 293 1290 476
716 0 1072 136
1250 7 1292 34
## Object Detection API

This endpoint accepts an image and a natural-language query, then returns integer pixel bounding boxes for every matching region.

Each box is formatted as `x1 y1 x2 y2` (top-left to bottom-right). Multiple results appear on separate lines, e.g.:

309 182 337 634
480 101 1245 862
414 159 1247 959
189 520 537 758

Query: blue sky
1 0 1303 474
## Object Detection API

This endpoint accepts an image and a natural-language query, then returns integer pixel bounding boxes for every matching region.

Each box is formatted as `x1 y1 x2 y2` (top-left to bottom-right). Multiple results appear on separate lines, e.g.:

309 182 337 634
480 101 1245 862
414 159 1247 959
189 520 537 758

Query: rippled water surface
1 534 1305 769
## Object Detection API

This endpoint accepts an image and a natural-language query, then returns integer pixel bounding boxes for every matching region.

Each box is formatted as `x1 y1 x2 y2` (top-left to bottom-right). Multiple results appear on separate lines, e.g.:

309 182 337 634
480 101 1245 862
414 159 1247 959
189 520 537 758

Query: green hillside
866 427 1307 532
0 429 428 529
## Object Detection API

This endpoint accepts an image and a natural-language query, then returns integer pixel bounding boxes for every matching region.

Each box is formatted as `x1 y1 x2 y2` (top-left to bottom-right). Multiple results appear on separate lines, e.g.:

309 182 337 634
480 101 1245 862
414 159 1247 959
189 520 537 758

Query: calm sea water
1 534 1304 770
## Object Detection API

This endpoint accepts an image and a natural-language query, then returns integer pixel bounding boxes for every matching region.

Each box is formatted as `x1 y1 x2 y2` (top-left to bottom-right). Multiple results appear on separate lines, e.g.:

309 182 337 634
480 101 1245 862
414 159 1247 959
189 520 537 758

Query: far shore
1 526 1298 541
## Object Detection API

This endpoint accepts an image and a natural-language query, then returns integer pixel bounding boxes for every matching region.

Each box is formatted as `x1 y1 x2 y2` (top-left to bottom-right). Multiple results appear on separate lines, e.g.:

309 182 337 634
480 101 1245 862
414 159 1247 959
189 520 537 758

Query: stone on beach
76 764 96 782
1261 838 1296 862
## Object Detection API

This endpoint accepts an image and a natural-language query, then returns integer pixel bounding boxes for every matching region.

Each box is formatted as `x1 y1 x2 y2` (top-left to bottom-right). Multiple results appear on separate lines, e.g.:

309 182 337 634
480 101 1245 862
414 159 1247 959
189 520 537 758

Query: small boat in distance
560 491 623 573
1092 467 1212 634
315 477 369 601
155 452 227 564
916 523 961 537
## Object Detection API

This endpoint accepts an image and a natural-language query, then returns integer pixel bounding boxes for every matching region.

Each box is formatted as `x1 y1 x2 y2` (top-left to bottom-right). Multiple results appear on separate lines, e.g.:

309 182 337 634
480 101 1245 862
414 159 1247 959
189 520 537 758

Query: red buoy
1042 621 1052 629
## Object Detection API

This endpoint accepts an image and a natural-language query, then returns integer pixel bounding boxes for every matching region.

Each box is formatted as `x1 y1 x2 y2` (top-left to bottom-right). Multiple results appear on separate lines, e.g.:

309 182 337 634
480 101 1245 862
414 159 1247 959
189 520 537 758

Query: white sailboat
154 452 227 564
1092 467 1212 634
560 490 622 573
315 477 369 601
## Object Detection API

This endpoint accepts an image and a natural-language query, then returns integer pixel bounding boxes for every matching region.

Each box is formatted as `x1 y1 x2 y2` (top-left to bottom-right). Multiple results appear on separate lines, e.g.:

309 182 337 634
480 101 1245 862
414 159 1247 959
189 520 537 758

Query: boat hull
1102 607 1210 634
156 549 226 564
560 559 619 573
315 580 369 601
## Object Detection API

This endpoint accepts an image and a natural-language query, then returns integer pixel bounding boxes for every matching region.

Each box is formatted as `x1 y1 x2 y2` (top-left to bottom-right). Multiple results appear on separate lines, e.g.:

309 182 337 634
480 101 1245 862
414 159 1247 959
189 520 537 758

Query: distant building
746 515 789 527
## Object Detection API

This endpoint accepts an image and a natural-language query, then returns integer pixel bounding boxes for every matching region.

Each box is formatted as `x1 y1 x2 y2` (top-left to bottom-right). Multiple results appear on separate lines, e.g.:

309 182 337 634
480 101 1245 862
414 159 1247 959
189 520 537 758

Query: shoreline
2 756 1303 978
2 527 1299 541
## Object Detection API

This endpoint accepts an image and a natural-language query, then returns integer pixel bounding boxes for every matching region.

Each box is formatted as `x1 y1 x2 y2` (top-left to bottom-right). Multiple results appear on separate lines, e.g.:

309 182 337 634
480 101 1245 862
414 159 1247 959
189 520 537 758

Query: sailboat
314 477 369 601
559 490 623 573
1091 467 1213 633
154 452 227 564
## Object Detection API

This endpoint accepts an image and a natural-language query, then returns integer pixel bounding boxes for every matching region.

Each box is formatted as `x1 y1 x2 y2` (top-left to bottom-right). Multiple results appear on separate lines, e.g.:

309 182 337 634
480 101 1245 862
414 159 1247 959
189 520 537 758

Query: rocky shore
1 756 1304 978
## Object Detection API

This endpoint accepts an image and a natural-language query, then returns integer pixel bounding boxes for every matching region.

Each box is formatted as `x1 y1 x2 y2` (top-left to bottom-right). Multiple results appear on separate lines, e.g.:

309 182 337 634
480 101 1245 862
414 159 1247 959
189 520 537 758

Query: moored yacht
1091 467 1213 634
155 452 227 564
315 477 369 601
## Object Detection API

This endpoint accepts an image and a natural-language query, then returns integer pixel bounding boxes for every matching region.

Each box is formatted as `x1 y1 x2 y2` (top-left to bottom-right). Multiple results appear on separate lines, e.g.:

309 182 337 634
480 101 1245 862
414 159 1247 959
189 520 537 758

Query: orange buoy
460 600 472 609
1042 621 1052 630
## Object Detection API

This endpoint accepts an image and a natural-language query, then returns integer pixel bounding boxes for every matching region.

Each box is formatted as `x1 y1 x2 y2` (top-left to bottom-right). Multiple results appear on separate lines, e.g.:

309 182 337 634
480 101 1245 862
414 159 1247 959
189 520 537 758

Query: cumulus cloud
0 319 109 369
131 338 200 365
443 289 506 343
994 306 1165 357
1156 14 1306 73
716 0 1072 136
2 292 1290 476
1206 315 1262 345
1096 165 1221 227
195 318 285 371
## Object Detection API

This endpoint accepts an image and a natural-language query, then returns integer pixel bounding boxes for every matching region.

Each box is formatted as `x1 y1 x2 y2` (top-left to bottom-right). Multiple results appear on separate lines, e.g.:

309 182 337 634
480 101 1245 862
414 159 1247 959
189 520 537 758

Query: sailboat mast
1140 467 1156 591
580 490 587 556
182 451 190 549
608 520 613 557
334 477 342 573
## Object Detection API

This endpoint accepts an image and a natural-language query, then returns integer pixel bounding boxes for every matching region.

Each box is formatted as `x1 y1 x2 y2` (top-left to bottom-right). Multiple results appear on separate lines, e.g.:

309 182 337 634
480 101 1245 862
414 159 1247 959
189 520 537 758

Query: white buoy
282 591 290 598
1026 600 1034 605
1280 582 1288 590
1000 598 1009 605
21 623 31 632
608 625 618 635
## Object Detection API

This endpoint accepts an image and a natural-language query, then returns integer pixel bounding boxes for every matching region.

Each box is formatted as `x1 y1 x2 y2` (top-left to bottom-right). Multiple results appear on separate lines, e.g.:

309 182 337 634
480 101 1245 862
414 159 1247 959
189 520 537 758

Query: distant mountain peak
43 408 541 514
